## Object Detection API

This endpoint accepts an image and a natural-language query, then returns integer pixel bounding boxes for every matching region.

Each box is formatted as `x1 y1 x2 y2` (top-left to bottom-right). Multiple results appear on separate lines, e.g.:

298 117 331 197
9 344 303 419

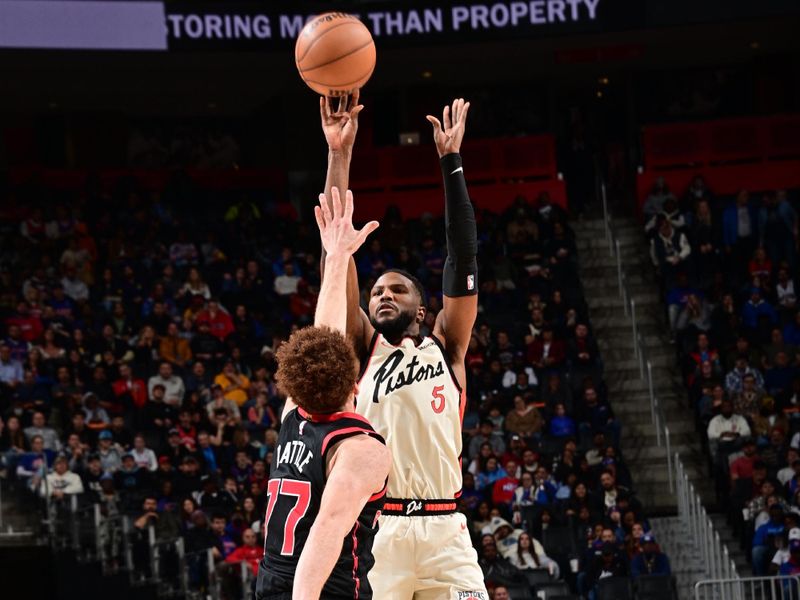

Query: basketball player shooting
255 187 390 600
320 96 487 599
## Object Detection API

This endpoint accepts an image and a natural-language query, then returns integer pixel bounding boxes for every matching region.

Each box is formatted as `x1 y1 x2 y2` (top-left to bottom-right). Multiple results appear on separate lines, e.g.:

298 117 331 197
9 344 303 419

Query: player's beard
370 308 417 342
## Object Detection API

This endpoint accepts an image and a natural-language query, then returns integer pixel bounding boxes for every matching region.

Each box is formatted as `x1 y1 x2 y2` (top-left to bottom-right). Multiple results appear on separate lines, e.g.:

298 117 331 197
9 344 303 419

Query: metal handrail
600 179 738 585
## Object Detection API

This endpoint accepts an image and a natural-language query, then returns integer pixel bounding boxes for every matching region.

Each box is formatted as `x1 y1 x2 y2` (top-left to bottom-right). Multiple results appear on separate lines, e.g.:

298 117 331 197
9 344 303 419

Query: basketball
295 12 376 97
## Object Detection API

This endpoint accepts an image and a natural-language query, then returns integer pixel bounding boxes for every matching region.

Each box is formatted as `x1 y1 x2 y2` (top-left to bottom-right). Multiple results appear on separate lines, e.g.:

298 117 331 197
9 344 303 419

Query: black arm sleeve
440 153 478 297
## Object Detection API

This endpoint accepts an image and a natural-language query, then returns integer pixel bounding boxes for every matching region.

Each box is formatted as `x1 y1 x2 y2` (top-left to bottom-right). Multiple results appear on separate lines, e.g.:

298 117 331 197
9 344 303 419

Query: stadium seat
595 576 634 600
534 581 570 599
635 574 678 600
542 526 577 556
523 568 553 588
506 584 534 599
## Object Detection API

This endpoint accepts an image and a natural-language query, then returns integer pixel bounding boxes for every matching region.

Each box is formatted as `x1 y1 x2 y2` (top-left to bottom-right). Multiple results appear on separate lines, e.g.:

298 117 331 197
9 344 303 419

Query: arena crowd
645 177 800 579
0 179 672 599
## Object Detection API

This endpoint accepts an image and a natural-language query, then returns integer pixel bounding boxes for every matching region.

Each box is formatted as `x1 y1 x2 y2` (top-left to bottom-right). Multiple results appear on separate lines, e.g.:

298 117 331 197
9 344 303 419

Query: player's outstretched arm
320 93 372 353
427 98 479 363
314 187 379 334
281 188 378 423
292 434 390 600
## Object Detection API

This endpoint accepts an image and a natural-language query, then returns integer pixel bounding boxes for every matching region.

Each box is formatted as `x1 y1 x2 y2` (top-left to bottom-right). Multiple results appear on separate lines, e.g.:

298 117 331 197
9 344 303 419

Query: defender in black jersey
256 407 385 599
256 186 389 600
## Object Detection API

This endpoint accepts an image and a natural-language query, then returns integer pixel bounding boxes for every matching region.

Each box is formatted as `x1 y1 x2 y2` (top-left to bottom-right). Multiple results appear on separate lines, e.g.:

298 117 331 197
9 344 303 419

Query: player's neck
342 397 356 413
382 327 421 346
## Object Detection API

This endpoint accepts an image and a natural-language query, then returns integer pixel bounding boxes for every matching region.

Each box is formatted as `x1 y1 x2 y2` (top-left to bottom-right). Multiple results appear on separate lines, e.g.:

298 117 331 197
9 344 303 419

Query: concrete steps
579 216 717 517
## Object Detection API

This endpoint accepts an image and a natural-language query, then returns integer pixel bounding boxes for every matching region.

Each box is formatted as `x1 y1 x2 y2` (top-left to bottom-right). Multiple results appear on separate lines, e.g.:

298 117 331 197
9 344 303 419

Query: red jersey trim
320 427 380 456
368 483 387 503
351 521 361 599
429 334 464 394
298 407 371 426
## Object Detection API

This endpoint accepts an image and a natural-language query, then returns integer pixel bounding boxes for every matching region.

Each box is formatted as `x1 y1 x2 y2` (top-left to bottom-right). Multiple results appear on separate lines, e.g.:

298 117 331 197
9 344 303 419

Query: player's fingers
443 105 452 131
331 186 343 219
319 192 332 224
426 115 442 135
319 96 327 121
452 99 459 124
461 101 471 124
351 89 360 111
344 189 355 222
357 221 380 246
351 105 364 119
313 205 325 232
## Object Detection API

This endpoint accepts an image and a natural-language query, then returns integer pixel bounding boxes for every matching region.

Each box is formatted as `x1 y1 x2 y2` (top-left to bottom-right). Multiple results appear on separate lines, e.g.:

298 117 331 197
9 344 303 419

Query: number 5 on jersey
264 478 311 555
431 385 445 414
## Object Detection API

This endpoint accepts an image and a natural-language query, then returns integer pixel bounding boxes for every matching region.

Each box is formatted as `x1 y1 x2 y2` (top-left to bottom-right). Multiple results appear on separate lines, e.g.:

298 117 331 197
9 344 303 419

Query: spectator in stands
741 287 778 334
723 189 759 282
725 356 764 394
97 430 122 473
148 361 185 407
504 395 542 440
587 542 629 599
630 533 671 578
16 435 54 487
479 538 526 589
39 455 84 499
492 460 520 516
549 402 576 438
130 434 157 471
759 190 798 269
223 527 263 574
730 438 760 486
23 410 60 451
469 419 506 459
650 214 691 289
133 495 180 539
509 530 559 578
642 177 675 220
206 383 241 424
112 363 148 409
0 343 23 388
214 359 250 408
143 383 177 434
159 323 192 372
708 399 751 465
753 504 786 575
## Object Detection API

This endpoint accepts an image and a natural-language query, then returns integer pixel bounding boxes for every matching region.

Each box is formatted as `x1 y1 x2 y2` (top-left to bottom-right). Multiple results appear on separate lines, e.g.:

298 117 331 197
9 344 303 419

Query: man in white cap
771 527 800 572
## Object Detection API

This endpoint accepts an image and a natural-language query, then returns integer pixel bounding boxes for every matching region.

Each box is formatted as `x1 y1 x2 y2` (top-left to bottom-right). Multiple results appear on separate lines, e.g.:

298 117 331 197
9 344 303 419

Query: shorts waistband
382 497 458 516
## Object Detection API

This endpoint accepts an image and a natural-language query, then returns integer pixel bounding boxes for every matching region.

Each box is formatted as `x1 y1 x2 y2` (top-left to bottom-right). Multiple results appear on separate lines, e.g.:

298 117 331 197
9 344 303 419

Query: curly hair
275 326 358 414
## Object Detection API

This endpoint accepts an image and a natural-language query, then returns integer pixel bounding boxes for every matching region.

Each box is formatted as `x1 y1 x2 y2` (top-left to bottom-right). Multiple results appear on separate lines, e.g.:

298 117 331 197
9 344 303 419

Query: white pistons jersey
355 332 464 500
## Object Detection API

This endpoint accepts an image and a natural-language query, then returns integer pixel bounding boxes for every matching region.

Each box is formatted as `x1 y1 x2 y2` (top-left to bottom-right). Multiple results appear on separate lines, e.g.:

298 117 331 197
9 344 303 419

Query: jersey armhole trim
429 334 464 394
357 331 380 384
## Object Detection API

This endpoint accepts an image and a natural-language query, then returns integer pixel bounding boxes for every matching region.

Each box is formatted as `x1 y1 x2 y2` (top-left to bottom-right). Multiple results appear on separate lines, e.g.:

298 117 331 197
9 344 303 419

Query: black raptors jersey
255 407 386 600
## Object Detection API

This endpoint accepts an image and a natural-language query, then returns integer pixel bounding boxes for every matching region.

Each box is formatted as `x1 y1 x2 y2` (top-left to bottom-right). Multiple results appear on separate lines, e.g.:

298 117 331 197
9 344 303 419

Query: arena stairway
574 216 714 514
575 216 755 598
0 478 41 547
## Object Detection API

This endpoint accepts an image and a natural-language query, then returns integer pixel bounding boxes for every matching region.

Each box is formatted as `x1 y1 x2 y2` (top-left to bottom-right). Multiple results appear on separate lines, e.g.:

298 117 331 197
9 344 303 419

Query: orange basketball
295 12 376 97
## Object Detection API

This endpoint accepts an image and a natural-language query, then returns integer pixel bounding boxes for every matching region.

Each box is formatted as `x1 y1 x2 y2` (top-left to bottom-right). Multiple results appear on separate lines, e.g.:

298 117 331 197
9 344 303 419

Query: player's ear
416 306 426 324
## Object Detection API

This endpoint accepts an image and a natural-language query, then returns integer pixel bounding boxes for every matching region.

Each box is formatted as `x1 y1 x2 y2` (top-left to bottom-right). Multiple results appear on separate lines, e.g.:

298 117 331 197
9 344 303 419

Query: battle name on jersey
371 349 445 403
276 440 314 473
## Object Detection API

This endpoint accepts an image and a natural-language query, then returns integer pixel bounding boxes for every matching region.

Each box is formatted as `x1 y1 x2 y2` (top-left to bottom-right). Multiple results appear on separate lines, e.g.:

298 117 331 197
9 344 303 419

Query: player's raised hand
314 186 379 258
426 97 470 158
320 90 364 153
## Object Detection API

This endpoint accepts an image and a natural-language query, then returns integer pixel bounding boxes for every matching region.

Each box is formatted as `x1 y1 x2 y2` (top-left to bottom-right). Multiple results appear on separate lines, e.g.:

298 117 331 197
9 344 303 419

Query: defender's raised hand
314 187 379 258
426 97 470 158
320 91 364 153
